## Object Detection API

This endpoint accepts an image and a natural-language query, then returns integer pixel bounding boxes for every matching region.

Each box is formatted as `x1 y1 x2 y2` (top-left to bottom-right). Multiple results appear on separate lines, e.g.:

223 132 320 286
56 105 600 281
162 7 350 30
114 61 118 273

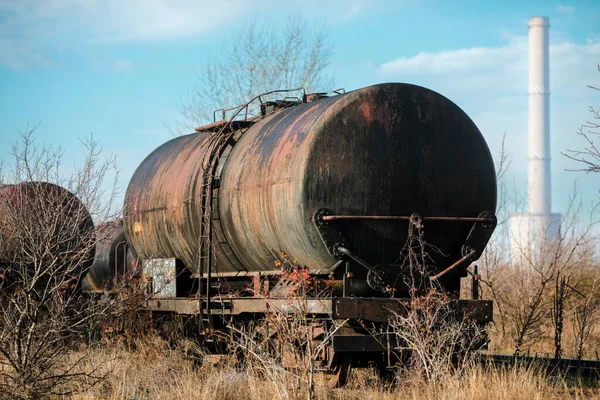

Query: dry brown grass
64 336 600 400
480 265 600 359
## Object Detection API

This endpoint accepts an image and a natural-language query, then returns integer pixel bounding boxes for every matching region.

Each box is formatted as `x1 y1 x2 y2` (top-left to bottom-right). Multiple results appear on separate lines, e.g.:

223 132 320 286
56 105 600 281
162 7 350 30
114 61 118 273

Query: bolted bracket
313 208 347 260
461 211 497 260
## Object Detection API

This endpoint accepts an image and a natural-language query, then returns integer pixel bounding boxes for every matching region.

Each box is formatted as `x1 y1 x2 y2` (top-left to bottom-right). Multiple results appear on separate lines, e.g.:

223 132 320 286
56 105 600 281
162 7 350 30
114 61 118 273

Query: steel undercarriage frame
144 296 493 324
143 295 492 361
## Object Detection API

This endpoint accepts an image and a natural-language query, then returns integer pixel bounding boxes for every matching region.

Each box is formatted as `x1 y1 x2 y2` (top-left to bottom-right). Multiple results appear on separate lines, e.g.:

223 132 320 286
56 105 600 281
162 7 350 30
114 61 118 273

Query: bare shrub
0 126 120 398
505 191 598 356
382 221 487 385
474 133 512 338
476 129 600 357
552 275 569 359
476 171 600 357
178 14 333 130
565 64 600 173
388 289 485 385
227 256 345 400
571 270 600 360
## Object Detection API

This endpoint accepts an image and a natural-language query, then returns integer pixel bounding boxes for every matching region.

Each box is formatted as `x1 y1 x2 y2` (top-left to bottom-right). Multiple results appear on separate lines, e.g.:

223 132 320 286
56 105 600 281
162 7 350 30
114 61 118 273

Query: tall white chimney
528 16 551 216
509 16 560 263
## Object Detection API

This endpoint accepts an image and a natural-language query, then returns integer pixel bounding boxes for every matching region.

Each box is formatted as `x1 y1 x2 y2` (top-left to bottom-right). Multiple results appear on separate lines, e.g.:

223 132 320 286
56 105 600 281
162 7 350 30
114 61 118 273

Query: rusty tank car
0 182 95 291
120 83 498 385
124 83 496 290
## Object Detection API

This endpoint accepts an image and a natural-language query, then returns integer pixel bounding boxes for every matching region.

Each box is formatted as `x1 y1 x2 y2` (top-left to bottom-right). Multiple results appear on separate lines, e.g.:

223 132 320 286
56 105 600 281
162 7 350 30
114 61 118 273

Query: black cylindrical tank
124 83 497 280
82 221 136 292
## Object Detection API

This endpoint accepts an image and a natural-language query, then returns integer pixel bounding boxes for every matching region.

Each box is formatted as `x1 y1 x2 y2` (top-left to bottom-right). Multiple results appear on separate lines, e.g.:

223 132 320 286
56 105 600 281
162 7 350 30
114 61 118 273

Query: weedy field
1 134 599 399
65 336 597 400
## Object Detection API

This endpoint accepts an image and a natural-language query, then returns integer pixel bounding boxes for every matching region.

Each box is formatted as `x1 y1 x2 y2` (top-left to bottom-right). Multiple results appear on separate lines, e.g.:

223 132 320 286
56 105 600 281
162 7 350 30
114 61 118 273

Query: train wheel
320 353 352 388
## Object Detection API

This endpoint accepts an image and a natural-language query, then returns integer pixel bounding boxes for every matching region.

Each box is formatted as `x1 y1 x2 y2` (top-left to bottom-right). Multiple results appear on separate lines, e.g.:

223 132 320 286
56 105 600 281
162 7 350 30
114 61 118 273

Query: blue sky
0 0 599 220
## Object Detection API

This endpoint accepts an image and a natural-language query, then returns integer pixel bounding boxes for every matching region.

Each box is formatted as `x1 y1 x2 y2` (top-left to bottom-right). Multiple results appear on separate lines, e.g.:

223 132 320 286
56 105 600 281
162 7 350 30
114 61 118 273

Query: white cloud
377 34 600 214
0 0 267 42
89 1 266 42
379 42 526 75
0 37 53 69
378 34 600 100
557 5 575 13
113 60 132 71
0 0 387 69
0 0 275 69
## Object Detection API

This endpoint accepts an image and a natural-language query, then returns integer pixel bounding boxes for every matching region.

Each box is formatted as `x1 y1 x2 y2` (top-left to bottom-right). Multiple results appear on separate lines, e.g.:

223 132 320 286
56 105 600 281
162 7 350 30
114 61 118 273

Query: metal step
194 119 255 133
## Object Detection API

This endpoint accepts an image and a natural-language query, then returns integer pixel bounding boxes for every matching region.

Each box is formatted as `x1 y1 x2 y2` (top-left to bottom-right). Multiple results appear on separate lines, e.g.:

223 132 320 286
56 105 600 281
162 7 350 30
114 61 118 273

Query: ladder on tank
196 88 306 332
197 123 247 332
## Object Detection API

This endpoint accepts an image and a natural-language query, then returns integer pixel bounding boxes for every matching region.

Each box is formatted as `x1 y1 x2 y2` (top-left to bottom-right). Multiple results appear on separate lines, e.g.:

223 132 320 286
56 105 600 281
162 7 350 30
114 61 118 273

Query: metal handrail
212 87 306 122
321 215 495 223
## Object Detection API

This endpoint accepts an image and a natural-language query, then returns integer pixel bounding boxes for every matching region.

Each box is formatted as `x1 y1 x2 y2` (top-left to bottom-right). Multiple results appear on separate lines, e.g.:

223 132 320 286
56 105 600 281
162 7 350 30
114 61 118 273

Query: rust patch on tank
361 101 373 123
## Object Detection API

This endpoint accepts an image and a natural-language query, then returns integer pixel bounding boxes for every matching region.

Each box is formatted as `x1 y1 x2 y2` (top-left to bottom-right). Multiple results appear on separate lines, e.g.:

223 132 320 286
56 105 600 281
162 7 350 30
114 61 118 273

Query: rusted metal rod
429 249 476 281
335 246 379 275
321 215 493 222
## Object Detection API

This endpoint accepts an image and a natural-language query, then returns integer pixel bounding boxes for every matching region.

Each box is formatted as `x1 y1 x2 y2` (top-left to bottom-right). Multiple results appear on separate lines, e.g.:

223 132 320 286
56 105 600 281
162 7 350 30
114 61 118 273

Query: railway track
478 354 600 379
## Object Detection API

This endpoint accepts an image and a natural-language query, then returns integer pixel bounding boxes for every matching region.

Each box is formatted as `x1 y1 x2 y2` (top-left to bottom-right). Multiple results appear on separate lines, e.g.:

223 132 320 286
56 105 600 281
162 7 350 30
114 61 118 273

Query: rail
477 354 600 379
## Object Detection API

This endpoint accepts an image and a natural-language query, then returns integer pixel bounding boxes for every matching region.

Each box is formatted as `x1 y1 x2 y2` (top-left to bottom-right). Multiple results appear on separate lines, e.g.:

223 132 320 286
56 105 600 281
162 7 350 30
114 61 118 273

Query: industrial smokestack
509 16 560 263
528 16 551 216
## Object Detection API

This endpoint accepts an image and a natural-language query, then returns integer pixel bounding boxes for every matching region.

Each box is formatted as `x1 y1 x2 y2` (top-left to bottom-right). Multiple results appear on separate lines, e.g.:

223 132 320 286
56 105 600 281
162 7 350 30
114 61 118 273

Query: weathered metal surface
332 297 493 323
143 258 177 297
312 208 348 261
124 83 497 287
194 119 255 132
144 297 333 315
146 298 199 314
321 215 495 222
123 132 233 275
429 249 476 282
219 83 497 286
0 182 95 283
82 221 136 292
457 299 494 322
143 295 492 323
332 334 387 353
232 298 333 315
460 210 498 260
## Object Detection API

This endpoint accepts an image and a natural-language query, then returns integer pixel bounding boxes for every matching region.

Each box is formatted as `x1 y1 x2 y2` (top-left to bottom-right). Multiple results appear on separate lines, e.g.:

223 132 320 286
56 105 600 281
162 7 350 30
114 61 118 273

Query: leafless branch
0 126 121 398
564 64 600 174
176 13 334 133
